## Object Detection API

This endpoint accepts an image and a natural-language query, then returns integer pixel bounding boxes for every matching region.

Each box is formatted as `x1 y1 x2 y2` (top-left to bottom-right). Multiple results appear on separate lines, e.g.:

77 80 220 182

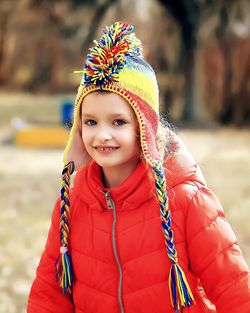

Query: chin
95 159 121 169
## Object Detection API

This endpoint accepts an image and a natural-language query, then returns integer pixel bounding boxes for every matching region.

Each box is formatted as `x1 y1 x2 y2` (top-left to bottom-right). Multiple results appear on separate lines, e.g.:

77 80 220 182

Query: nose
95 126 112 142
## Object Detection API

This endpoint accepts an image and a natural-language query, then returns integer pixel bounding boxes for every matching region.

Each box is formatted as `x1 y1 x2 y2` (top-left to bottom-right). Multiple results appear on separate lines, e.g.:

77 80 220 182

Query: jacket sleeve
27 198 75 313
186 184 250 313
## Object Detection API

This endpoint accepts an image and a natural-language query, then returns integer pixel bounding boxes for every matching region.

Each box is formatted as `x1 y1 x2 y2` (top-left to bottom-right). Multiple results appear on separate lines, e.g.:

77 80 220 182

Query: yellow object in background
15 126 69 148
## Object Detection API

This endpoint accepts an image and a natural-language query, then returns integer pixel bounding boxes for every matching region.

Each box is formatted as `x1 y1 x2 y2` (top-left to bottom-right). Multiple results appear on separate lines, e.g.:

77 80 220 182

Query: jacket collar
73 160 156 210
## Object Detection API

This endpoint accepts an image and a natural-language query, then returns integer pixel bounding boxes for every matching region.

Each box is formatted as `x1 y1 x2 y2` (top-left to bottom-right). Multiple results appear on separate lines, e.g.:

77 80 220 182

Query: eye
114 119 126 126
84 119 97 126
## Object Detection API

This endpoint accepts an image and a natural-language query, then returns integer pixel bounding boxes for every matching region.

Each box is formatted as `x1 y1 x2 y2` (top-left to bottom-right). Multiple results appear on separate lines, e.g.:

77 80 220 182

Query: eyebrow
81 113 131 119
81 113 95 118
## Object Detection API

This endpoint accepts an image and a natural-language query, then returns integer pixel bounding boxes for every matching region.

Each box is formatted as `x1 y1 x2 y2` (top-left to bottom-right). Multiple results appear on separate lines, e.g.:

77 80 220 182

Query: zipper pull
103 191 113 209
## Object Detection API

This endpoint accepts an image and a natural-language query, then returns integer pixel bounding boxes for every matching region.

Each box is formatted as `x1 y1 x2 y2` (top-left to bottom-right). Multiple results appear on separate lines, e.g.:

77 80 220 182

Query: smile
94 146 119 152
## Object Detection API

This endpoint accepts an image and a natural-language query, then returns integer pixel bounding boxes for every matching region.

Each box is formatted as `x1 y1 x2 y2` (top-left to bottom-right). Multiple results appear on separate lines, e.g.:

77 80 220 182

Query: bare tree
0 1 17 84
80 0 118 55
157 0 248 125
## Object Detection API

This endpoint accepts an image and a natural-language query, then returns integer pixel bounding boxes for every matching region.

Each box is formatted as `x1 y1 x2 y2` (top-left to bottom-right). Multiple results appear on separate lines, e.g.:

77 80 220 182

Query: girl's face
81 91 140 173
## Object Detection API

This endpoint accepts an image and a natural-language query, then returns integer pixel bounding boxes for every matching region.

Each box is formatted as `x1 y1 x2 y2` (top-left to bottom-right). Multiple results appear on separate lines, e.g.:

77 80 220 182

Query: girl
27 22 250 313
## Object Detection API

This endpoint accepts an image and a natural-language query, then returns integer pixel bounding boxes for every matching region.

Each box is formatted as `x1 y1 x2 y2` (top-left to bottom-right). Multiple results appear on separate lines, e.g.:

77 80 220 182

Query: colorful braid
152 160 194 312
55 161 75 293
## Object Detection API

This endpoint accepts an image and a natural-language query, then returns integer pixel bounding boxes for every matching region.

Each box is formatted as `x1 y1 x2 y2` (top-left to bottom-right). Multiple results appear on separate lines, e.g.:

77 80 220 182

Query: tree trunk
157 0 200 124
181 46 195 123
217 34 233 124
50 35 62 92
0 13 10 84
216 6 234 124
81 0 118 55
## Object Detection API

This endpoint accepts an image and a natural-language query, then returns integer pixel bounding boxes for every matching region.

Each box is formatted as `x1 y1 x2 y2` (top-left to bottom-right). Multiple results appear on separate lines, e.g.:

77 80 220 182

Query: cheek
81 128 92 146
122 128 140 151
129 126 141 153
135 127 141 148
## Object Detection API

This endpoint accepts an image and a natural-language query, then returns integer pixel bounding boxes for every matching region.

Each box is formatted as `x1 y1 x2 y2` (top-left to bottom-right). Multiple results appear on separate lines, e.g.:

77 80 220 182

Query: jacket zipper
102 191 125 313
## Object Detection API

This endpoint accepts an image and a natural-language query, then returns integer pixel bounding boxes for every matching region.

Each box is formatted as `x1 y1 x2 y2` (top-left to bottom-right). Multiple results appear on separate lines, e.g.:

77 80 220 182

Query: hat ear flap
67 120 91 170
152 161 194 310
55 161 75 293
63 101 91 170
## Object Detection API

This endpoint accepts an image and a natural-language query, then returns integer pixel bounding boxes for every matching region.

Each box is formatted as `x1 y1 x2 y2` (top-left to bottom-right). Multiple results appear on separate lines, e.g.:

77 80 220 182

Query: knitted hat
55 21 194 311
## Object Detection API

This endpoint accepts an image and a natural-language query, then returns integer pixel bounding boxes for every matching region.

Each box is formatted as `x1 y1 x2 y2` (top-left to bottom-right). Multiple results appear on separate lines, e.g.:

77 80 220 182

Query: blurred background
0 0 249 312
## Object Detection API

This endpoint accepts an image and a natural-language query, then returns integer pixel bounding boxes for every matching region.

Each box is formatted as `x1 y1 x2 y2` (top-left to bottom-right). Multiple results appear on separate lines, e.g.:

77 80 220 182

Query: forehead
81 91 135 116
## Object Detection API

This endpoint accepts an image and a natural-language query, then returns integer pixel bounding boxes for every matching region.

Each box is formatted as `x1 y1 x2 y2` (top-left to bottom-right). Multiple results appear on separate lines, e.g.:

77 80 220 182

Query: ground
0 93 249 312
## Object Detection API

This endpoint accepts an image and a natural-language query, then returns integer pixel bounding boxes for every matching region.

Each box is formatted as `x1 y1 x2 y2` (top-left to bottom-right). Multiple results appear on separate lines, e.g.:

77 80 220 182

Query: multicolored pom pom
83 21 143 89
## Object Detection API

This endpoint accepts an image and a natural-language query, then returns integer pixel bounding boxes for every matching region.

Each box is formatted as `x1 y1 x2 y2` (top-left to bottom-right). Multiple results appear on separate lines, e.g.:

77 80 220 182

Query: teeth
99 147 116 151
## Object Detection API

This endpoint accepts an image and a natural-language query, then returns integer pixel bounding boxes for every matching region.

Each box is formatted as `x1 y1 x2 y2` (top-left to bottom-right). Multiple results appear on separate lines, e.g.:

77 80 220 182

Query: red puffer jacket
27 137 250 313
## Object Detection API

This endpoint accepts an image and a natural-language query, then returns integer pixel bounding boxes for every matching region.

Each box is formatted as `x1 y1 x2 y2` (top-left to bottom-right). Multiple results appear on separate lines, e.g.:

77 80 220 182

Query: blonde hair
140 115 176 187
156 116 176 160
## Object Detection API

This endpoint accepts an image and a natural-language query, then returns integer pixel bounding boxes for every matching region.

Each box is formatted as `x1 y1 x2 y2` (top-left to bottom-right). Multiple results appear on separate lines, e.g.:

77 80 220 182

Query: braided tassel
55 161 75 293
153 161 194 312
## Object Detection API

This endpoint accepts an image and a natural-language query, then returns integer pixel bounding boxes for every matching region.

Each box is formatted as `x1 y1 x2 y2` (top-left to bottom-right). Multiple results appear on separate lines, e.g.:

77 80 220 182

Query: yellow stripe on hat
118 68 159 113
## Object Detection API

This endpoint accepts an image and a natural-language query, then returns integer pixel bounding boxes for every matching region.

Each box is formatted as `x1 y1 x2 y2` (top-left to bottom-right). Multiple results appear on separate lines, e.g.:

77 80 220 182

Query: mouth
94 146 119 152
